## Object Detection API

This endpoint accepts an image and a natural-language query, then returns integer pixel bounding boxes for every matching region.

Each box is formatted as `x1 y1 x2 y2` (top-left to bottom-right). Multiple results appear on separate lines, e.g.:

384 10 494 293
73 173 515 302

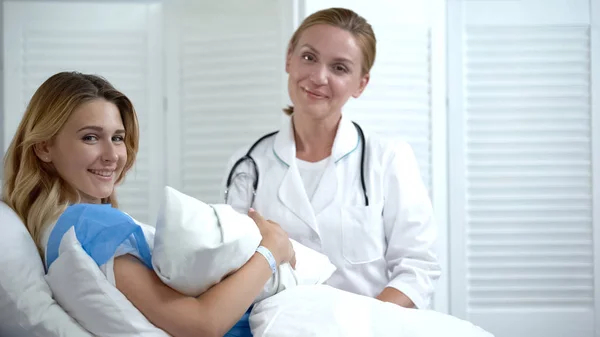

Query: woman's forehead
63 99 123 130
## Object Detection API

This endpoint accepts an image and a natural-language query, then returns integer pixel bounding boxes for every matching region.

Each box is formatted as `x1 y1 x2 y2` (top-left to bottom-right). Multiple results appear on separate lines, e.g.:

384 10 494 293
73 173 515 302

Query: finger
289 244 296 269
247 208 266 224
290 254 297 270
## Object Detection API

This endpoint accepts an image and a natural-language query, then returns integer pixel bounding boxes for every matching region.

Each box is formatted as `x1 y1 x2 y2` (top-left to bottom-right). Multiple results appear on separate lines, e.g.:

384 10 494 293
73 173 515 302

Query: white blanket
250 285 494 337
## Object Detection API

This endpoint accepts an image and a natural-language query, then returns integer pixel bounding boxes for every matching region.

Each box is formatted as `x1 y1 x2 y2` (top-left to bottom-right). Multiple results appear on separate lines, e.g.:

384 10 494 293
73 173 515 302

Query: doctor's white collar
272 115 360 167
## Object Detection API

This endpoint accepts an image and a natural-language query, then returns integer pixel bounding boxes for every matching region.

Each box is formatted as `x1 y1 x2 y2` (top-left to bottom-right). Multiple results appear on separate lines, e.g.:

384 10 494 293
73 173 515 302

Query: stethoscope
224 121 369 208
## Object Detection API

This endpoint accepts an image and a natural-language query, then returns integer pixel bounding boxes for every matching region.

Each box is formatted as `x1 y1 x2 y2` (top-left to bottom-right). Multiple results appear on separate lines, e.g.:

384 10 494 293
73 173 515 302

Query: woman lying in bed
1 71 295 337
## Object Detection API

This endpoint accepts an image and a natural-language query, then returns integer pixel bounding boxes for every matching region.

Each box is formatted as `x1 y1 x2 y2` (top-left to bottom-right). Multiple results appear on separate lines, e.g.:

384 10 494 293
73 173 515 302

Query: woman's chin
78 190 113 204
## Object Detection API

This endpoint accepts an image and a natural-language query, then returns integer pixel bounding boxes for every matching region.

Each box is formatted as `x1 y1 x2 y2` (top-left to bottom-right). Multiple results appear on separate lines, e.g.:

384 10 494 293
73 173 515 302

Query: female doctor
223 7 441 309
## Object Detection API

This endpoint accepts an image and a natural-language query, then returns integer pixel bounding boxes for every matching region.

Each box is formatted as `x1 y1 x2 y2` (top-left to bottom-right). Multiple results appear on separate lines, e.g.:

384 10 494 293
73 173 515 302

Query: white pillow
152 186 336 301
249 285 495 337
45 225 168 337
0 201 92 337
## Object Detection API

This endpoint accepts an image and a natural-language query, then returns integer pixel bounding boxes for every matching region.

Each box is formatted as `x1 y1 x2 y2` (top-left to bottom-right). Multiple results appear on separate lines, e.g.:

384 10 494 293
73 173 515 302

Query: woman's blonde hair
283 7 377 115
2 71 139 250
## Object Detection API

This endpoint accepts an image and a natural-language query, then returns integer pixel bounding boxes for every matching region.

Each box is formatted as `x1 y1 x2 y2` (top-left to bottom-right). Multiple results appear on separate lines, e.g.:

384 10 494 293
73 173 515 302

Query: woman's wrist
255 245 277 274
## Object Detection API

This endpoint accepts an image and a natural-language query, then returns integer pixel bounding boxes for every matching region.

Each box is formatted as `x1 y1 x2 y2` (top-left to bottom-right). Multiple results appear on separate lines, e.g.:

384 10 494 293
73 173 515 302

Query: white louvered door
448 1 598 336
302 0 449 312
3 2 164 224
165 0 294 203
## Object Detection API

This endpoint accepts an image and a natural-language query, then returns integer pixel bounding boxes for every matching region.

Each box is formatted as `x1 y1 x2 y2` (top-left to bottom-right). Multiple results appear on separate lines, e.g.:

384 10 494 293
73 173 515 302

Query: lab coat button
311 233 319 242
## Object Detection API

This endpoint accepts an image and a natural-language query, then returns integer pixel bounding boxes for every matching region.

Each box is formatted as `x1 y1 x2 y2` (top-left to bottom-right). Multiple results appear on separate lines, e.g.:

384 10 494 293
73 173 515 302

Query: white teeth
89 169 113 177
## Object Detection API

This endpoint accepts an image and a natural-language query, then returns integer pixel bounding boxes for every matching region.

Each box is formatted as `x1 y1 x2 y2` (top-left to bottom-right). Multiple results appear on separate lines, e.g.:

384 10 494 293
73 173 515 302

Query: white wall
163 0 294 204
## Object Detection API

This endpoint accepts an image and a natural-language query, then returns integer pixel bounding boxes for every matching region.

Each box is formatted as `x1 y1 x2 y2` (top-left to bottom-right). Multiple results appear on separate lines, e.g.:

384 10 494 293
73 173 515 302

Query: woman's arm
114 210 293 337
114 252 271 337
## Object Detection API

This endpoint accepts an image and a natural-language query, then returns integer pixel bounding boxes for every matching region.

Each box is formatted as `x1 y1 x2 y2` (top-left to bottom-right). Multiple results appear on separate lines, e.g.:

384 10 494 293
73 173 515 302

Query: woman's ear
352 73 371 98
34 141 52 163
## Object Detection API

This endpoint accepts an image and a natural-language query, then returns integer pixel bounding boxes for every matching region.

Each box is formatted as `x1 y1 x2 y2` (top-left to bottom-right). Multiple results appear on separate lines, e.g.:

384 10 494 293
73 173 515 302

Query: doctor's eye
302 53 316 62
332 64 350 74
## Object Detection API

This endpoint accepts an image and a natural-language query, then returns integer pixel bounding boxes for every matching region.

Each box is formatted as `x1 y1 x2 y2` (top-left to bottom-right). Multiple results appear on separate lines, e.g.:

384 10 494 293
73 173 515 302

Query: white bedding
43 187 494 337
250 285 494 337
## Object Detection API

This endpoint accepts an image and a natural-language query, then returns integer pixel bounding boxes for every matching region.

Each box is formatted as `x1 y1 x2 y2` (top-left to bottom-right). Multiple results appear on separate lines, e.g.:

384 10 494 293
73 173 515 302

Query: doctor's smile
301 86 329 100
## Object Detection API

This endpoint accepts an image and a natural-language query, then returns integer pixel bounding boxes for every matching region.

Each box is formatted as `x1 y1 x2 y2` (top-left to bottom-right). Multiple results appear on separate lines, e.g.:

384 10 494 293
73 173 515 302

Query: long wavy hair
283 7 377 115
2 71 139 250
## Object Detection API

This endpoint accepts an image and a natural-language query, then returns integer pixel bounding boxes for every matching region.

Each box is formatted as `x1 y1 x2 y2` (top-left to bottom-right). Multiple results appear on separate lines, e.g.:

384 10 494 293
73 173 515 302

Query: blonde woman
224 7 441 309
3 71 294 337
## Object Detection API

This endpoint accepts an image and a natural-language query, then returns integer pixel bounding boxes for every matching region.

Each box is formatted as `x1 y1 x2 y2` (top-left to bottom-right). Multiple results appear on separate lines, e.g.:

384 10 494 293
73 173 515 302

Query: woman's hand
248 208 295 267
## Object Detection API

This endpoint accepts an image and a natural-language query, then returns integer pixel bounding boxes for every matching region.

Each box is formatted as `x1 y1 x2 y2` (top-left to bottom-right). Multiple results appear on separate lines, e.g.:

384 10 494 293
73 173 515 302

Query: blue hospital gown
46 203 253 337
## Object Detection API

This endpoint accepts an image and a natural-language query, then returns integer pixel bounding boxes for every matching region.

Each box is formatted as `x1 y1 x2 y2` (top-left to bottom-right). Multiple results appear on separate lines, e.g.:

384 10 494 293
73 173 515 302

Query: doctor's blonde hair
283 7 377 115
2 71 139 251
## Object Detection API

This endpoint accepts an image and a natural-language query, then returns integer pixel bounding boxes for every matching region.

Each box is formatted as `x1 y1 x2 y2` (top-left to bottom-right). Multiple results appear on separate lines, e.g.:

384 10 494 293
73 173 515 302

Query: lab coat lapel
278 163 318 231
273 117 318 231
311 116 359 215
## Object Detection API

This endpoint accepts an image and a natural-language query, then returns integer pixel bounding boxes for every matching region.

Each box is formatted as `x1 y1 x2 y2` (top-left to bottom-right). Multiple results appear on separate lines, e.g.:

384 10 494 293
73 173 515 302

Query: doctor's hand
248 208 296 268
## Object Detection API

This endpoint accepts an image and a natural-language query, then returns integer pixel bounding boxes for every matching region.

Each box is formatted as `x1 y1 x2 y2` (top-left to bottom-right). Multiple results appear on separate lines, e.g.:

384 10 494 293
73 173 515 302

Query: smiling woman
2 72 139 247
35 100 129 204
286 23 369 128
283 7 375 121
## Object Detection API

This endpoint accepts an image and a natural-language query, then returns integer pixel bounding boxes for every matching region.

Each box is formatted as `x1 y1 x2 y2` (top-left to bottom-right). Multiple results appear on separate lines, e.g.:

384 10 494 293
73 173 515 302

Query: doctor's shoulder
231 136 276 160
225 135 277 170
225 145 251 169
364 131 421 174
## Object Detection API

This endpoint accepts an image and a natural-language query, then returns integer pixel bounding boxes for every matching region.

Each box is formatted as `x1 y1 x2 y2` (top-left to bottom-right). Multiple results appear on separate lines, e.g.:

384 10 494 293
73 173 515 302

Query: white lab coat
222 116 441 309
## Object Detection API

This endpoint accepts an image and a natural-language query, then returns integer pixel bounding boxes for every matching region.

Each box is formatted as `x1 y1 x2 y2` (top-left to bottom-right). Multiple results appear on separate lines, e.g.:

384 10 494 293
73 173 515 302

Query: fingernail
249 208 255 212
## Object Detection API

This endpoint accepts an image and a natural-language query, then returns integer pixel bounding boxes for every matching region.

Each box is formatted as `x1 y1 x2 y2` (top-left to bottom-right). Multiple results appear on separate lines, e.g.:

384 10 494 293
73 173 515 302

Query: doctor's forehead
296 24 362 62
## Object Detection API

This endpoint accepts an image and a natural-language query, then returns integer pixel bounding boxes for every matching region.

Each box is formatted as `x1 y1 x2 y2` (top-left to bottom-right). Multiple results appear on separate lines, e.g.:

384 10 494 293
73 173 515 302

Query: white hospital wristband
255 246 277 274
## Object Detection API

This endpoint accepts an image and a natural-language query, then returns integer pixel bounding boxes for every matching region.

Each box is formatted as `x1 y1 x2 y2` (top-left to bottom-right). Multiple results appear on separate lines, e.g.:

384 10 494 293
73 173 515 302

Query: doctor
223 7 440 309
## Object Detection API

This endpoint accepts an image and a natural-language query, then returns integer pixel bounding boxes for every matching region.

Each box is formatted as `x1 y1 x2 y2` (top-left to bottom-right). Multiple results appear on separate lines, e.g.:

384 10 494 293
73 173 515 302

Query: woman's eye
112 135 125 143
82 135 98 142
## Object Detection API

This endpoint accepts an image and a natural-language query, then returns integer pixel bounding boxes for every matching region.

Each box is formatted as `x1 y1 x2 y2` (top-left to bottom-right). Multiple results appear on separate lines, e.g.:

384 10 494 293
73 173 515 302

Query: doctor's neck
292 112 340 163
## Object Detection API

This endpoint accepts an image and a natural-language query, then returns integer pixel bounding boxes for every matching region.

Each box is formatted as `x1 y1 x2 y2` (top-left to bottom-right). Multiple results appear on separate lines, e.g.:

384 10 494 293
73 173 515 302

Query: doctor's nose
309 65 328 86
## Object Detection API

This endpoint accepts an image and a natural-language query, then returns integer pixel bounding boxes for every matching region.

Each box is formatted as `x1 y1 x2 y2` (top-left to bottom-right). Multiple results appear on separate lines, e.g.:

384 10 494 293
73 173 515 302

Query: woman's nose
101 143 119 163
